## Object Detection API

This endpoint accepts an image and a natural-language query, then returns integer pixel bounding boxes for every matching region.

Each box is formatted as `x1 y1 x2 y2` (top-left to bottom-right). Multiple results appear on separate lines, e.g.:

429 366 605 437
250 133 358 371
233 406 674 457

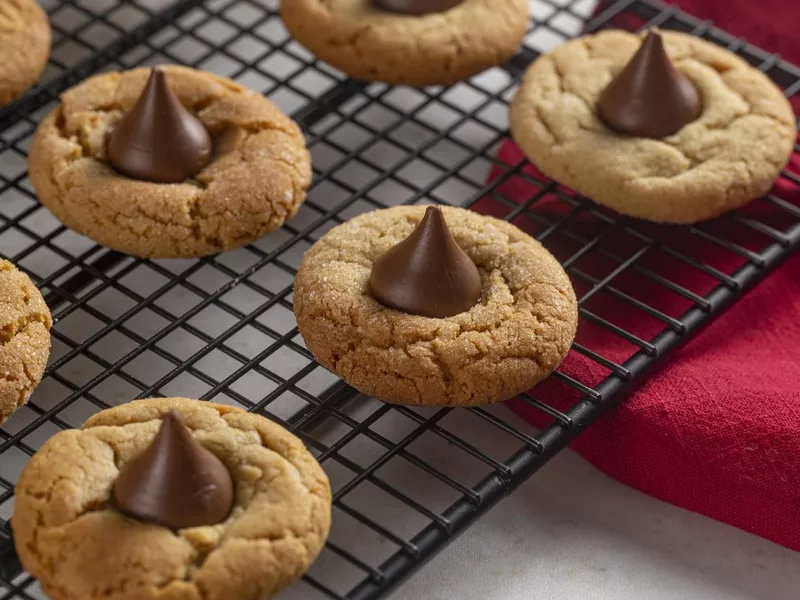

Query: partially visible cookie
28 66 312 258
13 397 332 600
510 30 797 224
294 205 577 406
281 0 528 87
0 260 51 424
0 0 50 106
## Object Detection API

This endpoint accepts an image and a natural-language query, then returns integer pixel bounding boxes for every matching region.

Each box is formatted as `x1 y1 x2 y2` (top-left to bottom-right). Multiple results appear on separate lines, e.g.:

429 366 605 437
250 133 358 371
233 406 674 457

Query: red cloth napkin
481 0 800 550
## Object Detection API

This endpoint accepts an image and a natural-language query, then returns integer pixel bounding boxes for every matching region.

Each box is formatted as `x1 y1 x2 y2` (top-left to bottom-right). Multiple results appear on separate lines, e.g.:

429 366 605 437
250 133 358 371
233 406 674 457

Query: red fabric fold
482 0 800 550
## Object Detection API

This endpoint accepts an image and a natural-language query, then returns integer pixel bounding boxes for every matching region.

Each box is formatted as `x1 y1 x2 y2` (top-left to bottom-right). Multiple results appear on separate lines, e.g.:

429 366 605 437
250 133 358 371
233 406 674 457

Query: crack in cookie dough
510 30 796 223
0 0 50 106
281 0 528 87
0 2 25 29
294 206 577 406
13 398 332 600
0 260 52 424
28 66 312 258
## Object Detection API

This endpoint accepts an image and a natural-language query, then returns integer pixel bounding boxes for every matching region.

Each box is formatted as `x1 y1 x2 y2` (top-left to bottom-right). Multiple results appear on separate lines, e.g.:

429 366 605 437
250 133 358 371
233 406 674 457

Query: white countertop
391 429 800 600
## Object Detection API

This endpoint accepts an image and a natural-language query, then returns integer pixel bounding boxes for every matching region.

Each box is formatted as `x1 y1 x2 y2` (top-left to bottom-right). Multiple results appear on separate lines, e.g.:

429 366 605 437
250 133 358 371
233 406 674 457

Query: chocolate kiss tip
113 409 234 530
597 29 702 139
372 0 464 16
106 67 212 184
369 206 482 319
163 408 182 425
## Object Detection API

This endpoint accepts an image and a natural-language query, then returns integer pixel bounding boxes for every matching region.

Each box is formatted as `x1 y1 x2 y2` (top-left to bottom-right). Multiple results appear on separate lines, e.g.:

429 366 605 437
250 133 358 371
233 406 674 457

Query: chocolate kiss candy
597 30 702 138
370 206 482 318
107 68 212 183
372 0 464 16
113 411 234 530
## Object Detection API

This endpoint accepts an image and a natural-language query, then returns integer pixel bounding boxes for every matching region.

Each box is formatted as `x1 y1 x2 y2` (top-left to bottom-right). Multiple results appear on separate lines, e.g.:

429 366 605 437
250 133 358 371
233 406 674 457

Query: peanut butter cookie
28 66 312 258
0 259 51 424
13 397 332 600
510 30 796 224
281 0 528 87
0 0 50 106
294 205 577 406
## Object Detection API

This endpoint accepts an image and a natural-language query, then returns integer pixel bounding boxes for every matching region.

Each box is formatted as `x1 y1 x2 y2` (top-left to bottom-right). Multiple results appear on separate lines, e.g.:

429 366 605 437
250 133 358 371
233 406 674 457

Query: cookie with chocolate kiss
13 398 332 600
281 0 528 86
295 205 577 407
28 66 312 258
510 30 796 223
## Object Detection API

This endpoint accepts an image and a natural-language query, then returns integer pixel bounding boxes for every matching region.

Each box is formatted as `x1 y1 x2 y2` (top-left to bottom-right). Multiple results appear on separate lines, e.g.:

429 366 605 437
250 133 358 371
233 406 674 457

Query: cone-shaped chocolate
372 0 463 15
597 30 701 138
107 68 212 183
113 411 234 530
370 206 481 318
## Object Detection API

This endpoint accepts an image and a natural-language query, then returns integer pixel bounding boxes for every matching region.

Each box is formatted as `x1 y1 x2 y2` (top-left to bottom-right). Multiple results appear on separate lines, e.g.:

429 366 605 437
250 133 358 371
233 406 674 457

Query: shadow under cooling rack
1 0 800 599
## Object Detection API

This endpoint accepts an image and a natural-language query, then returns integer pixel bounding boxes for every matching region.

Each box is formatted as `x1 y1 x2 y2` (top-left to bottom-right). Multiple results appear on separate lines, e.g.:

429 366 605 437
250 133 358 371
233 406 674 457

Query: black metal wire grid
0 0 798 598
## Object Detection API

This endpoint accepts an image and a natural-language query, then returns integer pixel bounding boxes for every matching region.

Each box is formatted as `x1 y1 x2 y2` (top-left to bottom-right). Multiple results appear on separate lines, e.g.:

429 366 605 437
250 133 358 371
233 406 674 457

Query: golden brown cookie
13 397 332 600
509 30 797 224
28 66 312 258
0 259 51 424
0 0 50 106
294 205 577 406
281 0 529 87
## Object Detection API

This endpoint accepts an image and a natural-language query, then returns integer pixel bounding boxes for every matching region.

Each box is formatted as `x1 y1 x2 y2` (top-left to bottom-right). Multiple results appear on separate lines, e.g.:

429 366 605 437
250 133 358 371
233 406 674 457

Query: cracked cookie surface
294 205 577 406
281 0 528 87
13 397 332 600
0 259 51 424
28 66 312 258
510 30 797 224
0 0 50 106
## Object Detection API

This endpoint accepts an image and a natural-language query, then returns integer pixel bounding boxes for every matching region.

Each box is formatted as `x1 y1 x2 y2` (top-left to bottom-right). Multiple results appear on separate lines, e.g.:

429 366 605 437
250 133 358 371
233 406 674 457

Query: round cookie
0 259 51 424
0 0 50 106
13 397 332 600
281 0 529 87
509 30 797 224
28 66 312 258
294 205 577 406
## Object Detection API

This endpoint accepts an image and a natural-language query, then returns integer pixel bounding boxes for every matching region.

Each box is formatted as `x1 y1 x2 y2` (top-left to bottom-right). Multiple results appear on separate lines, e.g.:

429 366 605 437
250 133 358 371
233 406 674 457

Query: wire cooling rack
0 0 799 598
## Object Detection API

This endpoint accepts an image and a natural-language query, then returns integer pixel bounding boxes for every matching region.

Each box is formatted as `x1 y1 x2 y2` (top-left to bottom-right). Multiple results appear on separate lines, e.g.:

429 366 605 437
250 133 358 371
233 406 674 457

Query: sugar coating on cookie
0 259 51 424
294 205 577 406
13 398 332 600
0 0 50 106
510 30 797 224
281 0 529 87
28 66 312 258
